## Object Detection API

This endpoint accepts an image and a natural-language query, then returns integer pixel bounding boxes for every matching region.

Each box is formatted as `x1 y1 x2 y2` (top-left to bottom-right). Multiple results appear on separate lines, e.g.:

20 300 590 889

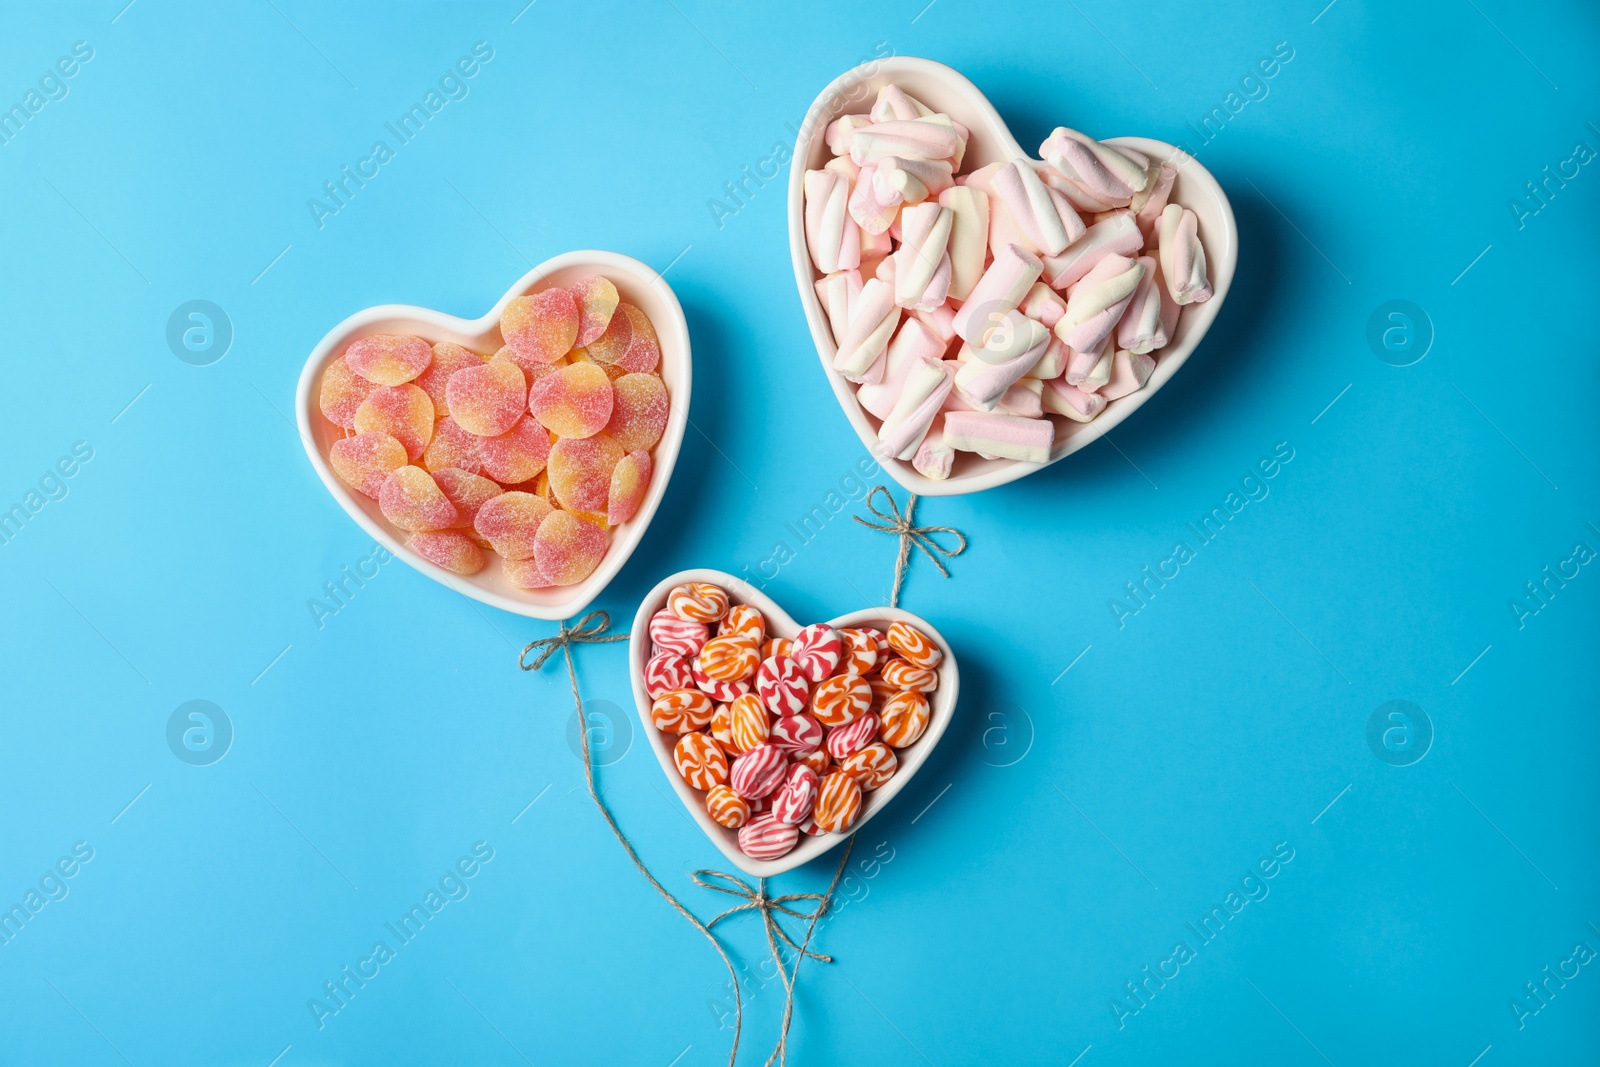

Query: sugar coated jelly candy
500 288 579 369
674 732 729 791
503 555 553 589
606 451 652 525
810 674 871 727
650 689 714 733
886 620 942 668
668 583 730 624
447 360 526 437
813 771 863 833
738 814 799 861
569 275 620 347
473 491 552 560
354 384 433 461
840 742 897 790
547 433 624 512
532 511 607 586
319 356 378 428
706 784 750 829
586 303 660 374
729 743 788 800
528 362 615 439
431 467 501 530
878 690 930 748
416 341 485 416
604 373 670 453
478 416 552 485
379 466 457 532
329 431 406 498
422 416 482 474
409 531 485 576
345 333 433 386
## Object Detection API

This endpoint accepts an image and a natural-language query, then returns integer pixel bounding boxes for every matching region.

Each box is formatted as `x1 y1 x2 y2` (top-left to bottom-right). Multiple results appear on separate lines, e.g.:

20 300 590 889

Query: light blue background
1 1 1596 1064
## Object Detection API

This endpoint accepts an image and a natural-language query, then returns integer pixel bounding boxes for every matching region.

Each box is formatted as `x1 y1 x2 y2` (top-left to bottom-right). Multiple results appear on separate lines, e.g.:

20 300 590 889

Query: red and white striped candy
729 743 788 800
798 815 824 836
839 742 897 790
791 623 842 682
691 659 752 702
756 655 808 716
649 609 708 658
771 764 819 825
644 652 695 699
826 712 880 760
738 813 799 860
769 713 823 755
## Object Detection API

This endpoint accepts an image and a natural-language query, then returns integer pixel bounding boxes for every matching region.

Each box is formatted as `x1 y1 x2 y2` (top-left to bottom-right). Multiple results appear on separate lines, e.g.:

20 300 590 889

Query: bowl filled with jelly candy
296 251 690 621
630 570 959 877
789 57 1237 496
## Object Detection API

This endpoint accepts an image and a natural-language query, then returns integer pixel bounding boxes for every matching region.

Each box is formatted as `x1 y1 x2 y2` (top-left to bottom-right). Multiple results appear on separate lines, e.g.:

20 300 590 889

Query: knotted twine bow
520 610 852 1067
851 485 968 608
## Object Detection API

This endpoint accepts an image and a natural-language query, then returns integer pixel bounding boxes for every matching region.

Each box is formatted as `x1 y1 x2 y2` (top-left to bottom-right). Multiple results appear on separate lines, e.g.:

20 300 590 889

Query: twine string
852 485 968 608
520 610 852 1067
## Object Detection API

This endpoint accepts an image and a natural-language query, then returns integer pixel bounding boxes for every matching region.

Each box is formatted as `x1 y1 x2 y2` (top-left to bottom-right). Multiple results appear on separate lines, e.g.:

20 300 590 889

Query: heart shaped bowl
630 569 960 877
788 56 1237 497
295 251 691 621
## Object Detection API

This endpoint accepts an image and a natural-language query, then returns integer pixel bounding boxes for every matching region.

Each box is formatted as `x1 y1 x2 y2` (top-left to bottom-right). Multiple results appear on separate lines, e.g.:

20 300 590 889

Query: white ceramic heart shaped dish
295 251 691 621
788 56 1238 497
630 569 960 877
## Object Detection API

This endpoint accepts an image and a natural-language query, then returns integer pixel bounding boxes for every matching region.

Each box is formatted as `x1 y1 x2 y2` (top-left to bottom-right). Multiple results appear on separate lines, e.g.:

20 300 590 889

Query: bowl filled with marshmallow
789 56 1237 496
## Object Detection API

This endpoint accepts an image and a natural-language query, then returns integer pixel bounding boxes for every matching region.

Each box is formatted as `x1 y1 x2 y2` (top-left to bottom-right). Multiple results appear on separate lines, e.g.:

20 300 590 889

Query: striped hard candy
879 690 930 748
839 742 897 790
650 689 713 733
729 743 788 800
738 813 799 860
667 581 730 623
837 628 880 676
826 712 880 760
886 620 943 669
756 655 809 717
696 634 759 683
791 623 842 682
797 748 832 777
727 693 771 755
762 637 794 660
810 673 871 727
771 764 819 825
674 732 728 790
720 603 765 642
813 771 863 833
880 657 938 693
709 702 734 747
644 651 694 699
691 659 752 703
649 609 708 658
769 713 823 755
706 783 750 829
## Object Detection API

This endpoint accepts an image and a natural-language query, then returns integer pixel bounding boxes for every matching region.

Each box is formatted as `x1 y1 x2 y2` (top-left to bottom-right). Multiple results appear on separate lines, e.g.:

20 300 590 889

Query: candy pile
645 582 944 861
318 277 670 586
803 83 1213 477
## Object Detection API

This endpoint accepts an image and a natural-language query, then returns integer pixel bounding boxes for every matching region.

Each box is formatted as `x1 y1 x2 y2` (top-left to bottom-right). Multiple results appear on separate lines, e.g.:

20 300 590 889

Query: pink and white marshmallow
1055 254 1145 352
856 317 946 419
1042 378 1108 423
952 243 1043 344
814 269 863 347
877 356 952 459
834 272 900 380
991 159 1085 257
804 169 861 275
953 311 1051 410
1039 128 1150 204
938 185 989 301
1041 211 1142 289
1158 204 1212 305
942 410 1054 464
1101 349 1157 401
893 202 953 311
1114 255 1166 354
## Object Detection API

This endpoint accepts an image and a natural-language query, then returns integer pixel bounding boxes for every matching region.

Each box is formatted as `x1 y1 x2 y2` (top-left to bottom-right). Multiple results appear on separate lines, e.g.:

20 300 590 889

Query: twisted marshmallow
894 203 953 311
834 269 900 379
1042 378 1107 423
878 356 952 459
1039 128 1150 205
1101 349 1156 401
857 318 945 420
814 269 863 347
952 243 1043 344
1042 211 1142 289
874 155 954 205
938 186 989 301
1054 253 1145 352
1158 204 1212 305
954 311 1051 410
991 160 1085 257
804 169 862 276
1115 255 1165 354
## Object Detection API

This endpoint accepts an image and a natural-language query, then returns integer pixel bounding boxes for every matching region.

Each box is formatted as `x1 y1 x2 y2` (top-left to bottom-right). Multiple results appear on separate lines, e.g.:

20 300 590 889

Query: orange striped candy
886 620 942 669
879 691 930 748
837 628 880 676
709 702 734 747
798 748 832 776
810 674 871 727
762 637 794 660
814 771 863 833
720 603 765 642
674 732 729 790
667 582 730 623
840 742 897 790
706 784 750 829
867 676 898 709
728 693 770 755
650 689 714 733
880 657 938 693
697 634 759 682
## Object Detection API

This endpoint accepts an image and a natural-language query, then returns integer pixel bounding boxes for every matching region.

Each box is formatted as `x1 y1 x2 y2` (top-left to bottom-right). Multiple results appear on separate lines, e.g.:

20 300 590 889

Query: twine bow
852 485 968 608
518 610 628 671
519 610 852 1067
